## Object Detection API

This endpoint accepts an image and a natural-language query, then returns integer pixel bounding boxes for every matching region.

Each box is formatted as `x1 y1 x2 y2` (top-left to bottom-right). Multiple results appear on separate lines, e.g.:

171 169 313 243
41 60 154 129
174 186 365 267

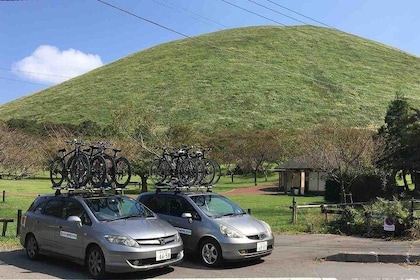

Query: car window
140 195 167 214
27 196 50 212
43 199 64 218
84 196 154 221
63 199 92 226
191 194 245 217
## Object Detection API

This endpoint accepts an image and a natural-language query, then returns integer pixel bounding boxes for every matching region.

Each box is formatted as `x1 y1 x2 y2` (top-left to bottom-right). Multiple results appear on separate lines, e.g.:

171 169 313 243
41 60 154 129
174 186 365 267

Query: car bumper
104 245 184 273
220 237 274 261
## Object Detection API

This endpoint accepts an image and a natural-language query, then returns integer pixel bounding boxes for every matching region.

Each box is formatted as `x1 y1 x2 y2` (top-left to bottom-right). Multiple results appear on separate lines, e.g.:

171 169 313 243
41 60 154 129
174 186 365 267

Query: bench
0 218 14 236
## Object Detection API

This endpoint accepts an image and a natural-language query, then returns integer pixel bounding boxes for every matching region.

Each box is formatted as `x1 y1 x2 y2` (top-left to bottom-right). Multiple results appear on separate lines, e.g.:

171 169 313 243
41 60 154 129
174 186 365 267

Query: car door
163 196 202 252
54 198 89 259
38 198 65 253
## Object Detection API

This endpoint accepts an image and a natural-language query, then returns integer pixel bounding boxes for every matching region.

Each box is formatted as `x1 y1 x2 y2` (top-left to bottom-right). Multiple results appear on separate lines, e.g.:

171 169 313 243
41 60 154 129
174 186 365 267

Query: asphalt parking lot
1 233 420 279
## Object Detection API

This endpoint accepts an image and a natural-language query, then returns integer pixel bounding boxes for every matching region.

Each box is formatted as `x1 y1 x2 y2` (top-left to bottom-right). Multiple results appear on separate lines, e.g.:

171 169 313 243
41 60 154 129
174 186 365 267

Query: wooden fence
290 197 420 225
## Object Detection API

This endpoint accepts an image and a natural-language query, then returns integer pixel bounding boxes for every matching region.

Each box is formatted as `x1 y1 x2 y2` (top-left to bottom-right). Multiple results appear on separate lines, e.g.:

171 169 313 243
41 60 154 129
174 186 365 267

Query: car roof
143 190 218 197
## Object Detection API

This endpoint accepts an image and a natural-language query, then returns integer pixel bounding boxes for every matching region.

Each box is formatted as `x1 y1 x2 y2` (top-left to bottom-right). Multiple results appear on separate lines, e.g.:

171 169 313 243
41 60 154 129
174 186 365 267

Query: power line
246 0 308 25
221 0 287 26
0 76 49 86
264 0 335 29
96 0 391 96
0 67 73 79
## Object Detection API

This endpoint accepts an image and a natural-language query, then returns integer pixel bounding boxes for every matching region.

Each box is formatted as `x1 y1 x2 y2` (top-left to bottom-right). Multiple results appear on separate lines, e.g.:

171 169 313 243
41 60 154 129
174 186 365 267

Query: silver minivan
138 190 274 266
20 192 183 279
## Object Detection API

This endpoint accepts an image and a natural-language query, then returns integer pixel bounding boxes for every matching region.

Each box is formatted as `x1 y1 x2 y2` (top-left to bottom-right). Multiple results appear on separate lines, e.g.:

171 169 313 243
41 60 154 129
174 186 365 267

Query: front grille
247 233 268 240
135 234 177 246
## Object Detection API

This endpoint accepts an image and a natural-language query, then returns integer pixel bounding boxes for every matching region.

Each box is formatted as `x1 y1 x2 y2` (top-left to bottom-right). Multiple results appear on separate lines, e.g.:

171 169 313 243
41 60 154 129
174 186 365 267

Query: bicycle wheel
177 158 198 186
68 154 91 188
90 155 106 188
149 159 170 185
102 154 116 188
209 159 222 185
115 157 131 188
200 158 216 186
49 157 66 187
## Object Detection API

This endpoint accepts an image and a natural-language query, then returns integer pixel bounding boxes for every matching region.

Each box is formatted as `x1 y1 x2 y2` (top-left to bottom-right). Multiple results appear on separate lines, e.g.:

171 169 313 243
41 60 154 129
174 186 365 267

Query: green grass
0 174 327 249
1 26 419 133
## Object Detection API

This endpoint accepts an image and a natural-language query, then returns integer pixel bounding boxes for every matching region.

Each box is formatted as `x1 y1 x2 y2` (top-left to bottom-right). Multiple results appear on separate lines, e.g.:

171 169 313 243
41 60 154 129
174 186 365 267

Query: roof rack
52 184 125 196
153 182 213 193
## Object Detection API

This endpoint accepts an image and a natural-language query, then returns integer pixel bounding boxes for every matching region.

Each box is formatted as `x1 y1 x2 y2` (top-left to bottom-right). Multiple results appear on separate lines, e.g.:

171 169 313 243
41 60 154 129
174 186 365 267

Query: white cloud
12 45 104 84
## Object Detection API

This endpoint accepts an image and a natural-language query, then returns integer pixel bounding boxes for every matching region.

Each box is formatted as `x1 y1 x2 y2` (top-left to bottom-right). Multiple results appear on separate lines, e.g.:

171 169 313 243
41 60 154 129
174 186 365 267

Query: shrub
324 179 340 203
327 206 366 235
350 174 385 202
364 197 410 236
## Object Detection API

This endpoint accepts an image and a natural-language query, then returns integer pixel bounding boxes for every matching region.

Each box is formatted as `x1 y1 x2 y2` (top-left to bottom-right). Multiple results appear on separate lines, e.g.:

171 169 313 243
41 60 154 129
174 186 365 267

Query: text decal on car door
60 231 78 240
175 227 192 235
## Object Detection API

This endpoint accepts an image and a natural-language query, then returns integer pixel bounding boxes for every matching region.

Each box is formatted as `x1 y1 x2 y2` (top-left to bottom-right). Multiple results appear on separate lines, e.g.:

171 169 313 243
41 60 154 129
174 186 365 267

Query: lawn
0 173 326 249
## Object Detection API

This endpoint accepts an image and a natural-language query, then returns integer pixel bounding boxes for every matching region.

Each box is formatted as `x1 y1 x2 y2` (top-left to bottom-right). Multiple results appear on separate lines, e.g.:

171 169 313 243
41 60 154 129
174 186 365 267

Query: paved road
0 234 419 279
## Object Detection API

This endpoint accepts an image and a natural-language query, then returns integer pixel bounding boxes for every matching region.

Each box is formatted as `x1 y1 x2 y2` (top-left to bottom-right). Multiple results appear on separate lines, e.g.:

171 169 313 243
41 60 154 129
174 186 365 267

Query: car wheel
25 234 40 260
86 245 106 279
199 238 222 267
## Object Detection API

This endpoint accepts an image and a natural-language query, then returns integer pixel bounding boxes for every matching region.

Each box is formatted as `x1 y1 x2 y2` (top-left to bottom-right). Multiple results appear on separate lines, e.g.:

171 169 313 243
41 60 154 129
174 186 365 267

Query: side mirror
181 213 192 218
68 215 82 226
181 212 193 224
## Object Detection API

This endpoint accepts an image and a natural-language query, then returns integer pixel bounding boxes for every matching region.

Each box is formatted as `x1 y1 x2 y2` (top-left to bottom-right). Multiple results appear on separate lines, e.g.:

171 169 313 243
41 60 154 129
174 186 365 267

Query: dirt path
220 185 280 195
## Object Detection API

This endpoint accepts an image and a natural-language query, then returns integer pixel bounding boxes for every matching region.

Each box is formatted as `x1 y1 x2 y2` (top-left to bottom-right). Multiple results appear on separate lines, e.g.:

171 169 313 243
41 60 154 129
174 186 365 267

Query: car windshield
190 194 246 218
84 196 155 221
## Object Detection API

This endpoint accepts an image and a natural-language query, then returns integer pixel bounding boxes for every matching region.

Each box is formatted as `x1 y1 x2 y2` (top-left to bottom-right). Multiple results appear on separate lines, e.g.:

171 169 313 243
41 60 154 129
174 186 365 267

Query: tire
209 159 221 185
49 157 66 187
68 154 91 188
102 154 116 188
199 238 222 267
200 158 216 186
149 159 170 185
25 234 40 260
178 158 198 186
90 155 106 188
86 245 106 279
115 157 131 188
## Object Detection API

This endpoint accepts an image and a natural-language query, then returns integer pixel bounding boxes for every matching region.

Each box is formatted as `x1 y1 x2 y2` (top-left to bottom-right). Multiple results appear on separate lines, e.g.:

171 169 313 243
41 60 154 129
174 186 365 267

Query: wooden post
2 190 4 202
365 212 371 237
291 197 297 224
321 205 328 222
410 197 414 222
17 209 22 237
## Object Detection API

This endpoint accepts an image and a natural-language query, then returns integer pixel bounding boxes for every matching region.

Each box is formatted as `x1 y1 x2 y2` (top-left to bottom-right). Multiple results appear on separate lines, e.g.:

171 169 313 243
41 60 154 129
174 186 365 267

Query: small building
274 155 327 195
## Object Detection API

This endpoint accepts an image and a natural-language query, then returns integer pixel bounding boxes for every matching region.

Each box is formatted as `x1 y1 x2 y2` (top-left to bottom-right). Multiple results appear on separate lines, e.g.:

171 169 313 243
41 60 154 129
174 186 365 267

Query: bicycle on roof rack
188 146 221 186
148 146 199 187
49 140 132 190
49 139 91 189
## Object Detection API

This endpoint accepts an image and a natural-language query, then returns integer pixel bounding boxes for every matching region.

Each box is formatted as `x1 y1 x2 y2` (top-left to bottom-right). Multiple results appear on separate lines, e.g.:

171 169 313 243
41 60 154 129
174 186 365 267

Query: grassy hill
1 25 419 133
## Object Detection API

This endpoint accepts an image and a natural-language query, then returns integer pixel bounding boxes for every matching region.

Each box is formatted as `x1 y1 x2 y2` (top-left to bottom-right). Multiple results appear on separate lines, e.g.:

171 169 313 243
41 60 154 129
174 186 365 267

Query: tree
0 122 43 176
303 122 376 202
375 92 420 193
233 130 282 186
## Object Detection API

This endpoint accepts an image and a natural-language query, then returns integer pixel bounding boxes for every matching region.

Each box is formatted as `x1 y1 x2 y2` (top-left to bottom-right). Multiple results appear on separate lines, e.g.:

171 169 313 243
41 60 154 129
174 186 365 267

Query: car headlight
173 231 181 243
220 224 243 238
104 235 139 247
261 221 272 235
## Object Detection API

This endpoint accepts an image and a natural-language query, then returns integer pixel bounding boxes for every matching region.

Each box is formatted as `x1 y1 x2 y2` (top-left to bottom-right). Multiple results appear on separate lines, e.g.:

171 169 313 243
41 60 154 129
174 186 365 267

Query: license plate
156 249 171 261
256 241 267 252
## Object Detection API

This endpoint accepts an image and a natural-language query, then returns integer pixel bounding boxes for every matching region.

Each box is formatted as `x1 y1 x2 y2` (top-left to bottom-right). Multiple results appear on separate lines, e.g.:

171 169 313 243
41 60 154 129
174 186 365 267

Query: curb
324 252 420 264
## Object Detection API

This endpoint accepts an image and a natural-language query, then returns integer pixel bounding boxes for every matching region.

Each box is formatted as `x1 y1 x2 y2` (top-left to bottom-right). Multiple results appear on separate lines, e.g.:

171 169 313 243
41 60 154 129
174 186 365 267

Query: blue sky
1 0 419 105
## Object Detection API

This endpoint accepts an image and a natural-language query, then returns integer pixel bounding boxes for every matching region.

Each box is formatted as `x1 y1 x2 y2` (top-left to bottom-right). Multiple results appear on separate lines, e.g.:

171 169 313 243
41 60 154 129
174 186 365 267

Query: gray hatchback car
138 190 274 267
20 191 183 279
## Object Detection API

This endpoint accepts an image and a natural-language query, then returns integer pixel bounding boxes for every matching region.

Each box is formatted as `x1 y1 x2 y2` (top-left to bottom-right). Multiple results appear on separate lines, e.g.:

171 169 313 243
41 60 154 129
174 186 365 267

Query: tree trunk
254 169 258 186
402 170 409 191
140 174 148 193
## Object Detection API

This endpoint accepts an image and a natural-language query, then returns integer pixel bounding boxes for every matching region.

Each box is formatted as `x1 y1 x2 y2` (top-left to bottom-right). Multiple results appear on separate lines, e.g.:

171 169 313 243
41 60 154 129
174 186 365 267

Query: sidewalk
277 233 420 264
